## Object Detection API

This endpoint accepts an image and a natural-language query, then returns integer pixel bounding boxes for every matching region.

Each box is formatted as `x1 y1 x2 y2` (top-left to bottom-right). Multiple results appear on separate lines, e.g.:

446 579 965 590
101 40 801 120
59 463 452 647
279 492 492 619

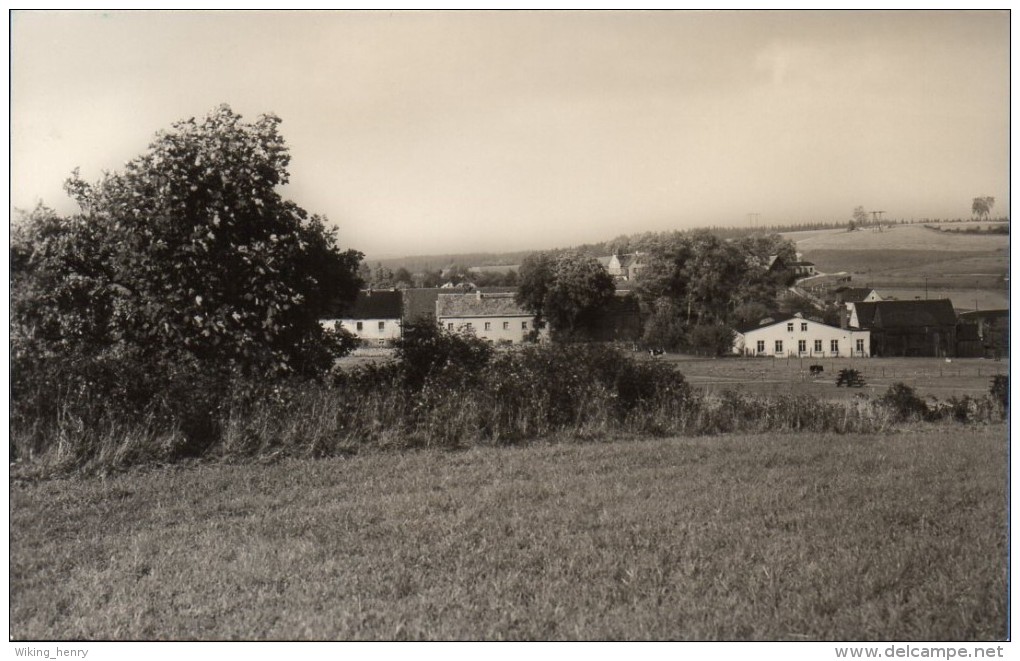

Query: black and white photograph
8 8 1011 654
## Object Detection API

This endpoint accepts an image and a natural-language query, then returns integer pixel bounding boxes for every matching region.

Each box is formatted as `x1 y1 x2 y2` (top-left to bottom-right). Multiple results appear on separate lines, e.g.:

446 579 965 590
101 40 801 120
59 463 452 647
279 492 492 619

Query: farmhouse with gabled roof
733 313 870 358
436 291 548 344
321 289 403 345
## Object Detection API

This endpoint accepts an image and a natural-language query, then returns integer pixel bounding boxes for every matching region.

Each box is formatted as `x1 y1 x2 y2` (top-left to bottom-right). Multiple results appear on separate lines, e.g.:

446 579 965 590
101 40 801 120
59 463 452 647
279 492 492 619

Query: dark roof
613 253 645 268
854 299 957 329
958 309 1008 322
834 287 875 303
790 261 815 267
334 290 403 320
402 288 445 321
734 314 797 335
437 292 531 318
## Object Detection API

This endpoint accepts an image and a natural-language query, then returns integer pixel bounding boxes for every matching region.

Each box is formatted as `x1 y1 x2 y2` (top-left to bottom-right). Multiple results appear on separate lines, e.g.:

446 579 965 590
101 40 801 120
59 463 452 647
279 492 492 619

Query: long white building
733 313 871 358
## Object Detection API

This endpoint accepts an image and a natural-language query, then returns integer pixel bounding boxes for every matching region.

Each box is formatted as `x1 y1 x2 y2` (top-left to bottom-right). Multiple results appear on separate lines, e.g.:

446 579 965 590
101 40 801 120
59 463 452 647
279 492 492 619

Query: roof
735 314 853 335
958 309 1009 322
613 252 645 268
790 261 815 267
853 299 957 329
334 289 403 320
402 288 445 321
437 292 531 318
834 287 876 302
734 314 797 335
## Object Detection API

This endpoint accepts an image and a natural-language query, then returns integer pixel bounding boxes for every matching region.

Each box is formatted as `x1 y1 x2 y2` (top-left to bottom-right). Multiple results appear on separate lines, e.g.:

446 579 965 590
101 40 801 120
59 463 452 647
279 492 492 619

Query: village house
733 313 871 358
436 291 549 344
848 299 957 357
321 289 403 345
769 253 816 279
833 286 883 309
606 252 647 281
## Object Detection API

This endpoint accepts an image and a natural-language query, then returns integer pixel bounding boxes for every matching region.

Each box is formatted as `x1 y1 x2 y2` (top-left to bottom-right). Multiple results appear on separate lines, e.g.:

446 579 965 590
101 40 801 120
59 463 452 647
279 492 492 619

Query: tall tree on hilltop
972 196 995 220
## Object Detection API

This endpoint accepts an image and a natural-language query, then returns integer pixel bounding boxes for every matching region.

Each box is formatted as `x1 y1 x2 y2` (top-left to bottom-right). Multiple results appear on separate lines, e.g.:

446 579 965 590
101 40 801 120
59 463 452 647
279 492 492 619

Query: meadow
10 426 1007 641
666 356 1008 401
784 224 1009 310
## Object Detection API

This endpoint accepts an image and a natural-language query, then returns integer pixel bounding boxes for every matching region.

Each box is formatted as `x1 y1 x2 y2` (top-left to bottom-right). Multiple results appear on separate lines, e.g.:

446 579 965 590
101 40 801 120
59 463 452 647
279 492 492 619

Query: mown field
784 224 1009 311
664 356 1008 401
10 426 1007 641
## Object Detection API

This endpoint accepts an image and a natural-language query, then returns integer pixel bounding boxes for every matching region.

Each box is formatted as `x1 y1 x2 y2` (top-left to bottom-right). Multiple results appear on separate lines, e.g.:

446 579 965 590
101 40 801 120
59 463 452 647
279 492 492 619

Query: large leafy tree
516 252 615 340
13 105 362 379
636 231 794 335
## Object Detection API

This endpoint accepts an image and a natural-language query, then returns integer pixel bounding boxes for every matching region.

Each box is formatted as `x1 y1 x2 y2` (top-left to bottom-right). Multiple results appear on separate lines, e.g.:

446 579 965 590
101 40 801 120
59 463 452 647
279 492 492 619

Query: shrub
879 383 928 422
392 319 494 390
990 375 1008 411
686 323 735 357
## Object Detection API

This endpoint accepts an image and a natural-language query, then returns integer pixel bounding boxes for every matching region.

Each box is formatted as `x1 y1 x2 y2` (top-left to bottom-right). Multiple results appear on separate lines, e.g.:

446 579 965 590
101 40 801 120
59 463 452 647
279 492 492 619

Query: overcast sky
11 10 1010 258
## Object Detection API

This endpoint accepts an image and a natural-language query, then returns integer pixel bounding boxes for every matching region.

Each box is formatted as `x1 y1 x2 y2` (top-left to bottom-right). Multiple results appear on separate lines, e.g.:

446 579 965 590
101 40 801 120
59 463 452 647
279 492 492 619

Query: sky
10 10 1011 258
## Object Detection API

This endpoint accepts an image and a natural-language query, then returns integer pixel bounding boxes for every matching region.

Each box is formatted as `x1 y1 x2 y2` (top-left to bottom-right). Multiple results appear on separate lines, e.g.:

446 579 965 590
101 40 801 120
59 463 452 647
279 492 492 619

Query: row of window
787 322 809 332
352 320 538 334
446 320 534 332
758 339 866 353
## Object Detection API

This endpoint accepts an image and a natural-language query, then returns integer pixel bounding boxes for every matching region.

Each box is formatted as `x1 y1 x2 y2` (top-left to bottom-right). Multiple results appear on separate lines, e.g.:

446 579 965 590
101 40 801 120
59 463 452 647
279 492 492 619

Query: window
801 323 808 332
484 322 491 331
756 340 765 353
465 323 473 331
856 339 865 353
814 339 822 352
798 340 806 353
787 322 794 332
775 340 783 353
830 339 839 353
356 321 363 332
521 321 528 330
448 323 454 331
378 321 385 331
503 321 509 330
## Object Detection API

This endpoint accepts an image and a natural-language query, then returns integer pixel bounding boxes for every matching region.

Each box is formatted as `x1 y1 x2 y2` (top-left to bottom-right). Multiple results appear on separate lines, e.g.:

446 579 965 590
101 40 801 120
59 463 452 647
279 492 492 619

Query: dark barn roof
833 287 875 303
402 288 446 321
334 290 403 320
854 299 957 329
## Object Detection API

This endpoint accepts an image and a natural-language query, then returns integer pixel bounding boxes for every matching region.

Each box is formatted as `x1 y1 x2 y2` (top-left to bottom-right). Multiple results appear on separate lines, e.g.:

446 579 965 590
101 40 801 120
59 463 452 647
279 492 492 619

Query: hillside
786 224 1009 310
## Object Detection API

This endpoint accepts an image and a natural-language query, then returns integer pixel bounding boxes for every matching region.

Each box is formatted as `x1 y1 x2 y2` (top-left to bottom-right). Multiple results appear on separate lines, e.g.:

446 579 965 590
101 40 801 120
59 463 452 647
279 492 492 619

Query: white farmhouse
436 291 549 344
733 313 871 358
320 289 403 345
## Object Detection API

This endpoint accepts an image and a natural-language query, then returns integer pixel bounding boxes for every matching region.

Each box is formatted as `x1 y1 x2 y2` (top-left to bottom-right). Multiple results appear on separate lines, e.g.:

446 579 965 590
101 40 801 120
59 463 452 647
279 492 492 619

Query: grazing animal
809 364 824 375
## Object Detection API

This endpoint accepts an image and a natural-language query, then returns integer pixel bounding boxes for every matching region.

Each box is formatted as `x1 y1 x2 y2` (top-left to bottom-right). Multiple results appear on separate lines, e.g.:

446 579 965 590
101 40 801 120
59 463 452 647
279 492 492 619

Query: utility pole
870 210 885 224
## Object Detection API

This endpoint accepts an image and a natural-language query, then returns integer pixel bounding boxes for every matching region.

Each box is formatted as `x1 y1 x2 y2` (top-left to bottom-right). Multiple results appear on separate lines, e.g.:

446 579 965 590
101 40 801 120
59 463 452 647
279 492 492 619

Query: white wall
321 318 402 344
734 318 870 357
439 315 549 344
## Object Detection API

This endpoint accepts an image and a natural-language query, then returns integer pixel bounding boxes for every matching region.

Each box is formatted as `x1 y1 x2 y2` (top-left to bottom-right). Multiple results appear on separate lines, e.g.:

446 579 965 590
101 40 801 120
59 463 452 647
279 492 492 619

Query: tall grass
10 339 1008 477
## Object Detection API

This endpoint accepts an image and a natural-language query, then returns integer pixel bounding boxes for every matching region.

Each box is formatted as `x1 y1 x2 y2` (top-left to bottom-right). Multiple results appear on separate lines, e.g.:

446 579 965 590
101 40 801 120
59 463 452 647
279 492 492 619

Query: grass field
10 426 1006 641
784 225 1008 253
782 224 1009 311
660 356 1008 401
